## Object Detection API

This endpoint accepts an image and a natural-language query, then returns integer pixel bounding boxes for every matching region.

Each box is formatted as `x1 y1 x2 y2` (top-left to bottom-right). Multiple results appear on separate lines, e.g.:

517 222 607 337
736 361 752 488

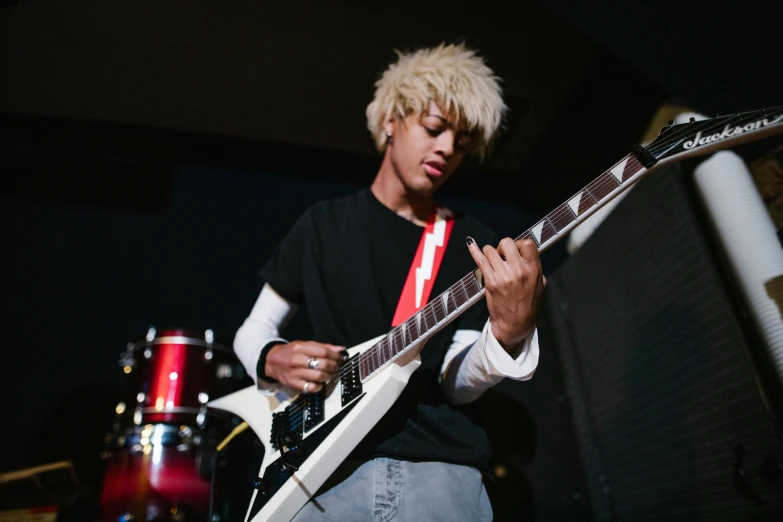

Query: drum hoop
130 335 231 352
116 406 235 418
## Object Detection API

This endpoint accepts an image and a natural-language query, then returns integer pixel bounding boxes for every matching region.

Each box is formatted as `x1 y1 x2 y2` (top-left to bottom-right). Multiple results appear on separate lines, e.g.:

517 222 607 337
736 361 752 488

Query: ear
383 116 396 138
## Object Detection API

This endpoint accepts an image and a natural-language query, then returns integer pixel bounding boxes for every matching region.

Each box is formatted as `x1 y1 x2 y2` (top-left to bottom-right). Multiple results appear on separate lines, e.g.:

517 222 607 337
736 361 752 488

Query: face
385 101 473 196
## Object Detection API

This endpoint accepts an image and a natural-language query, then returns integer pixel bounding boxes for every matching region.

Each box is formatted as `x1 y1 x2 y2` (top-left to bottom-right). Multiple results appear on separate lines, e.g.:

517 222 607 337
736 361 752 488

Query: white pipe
692 151 783 373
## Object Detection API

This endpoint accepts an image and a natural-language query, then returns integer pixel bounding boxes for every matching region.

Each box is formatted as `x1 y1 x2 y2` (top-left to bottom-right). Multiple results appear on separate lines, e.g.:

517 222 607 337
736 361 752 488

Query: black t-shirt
260 188 499 470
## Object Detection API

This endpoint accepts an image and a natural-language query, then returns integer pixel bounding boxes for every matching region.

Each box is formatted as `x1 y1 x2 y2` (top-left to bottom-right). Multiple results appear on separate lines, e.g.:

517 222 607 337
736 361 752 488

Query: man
234 43 545 520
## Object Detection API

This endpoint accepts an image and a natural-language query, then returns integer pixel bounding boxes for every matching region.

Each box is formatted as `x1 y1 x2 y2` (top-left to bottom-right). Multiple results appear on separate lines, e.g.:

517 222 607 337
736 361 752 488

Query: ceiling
0 1 625 171
2 1 779 211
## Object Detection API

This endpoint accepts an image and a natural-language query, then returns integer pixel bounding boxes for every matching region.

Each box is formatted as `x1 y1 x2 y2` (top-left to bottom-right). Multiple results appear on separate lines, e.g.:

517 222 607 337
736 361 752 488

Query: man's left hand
466 237 546 352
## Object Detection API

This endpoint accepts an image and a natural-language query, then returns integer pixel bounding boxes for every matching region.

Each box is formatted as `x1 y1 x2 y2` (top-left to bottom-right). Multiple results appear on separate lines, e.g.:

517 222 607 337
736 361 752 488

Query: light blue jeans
292 458 493 521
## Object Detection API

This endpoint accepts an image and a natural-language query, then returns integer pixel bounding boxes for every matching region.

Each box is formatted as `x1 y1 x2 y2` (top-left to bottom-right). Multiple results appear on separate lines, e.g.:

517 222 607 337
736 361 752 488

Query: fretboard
355 154 647 381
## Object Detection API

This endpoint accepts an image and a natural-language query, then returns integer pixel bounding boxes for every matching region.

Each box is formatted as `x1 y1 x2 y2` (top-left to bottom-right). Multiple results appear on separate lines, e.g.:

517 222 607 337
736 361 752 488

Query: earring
386 131 393 145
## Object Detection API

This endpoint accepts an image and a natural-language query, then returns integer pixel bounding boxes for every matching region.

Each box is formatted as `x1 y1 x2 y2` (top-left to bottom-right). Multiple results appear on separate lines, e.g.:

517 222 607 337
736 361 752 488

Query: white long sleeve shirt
234 283 539 405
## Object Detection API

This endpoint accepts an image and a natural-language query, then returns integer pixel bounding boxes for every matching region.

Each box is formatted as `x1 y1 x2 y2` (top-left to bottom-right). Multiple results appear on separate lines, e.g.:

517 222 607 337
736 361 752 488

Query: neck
370 154 435 225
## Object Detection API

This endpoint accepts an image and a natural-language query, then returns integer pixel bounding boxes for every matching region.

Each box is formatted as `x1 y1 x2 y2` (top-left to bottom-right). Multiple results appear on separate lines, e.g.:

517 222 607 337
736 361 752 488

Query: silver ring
307 357 319 370
303 381 311 394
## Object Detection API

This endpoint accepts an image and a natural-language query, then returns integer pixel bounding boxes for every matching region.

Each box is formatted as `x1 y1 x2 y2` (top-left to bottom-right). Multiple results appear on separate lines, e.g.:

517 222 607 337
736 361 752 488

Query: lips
423 161 446 177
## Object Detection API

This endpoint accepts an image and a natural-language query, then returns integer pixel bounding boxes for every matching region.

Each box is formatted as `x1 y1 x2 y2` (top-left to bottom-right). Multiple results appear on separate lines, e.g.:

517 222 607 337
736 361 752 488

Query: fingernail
466 236 474 246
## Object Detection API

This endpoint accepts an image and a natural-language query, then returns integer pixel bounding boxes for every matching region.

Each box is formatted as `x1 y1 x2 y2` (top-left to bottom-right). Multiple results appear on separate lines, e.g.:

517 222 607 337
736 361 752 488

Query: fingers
297 368 336 383
496 237 521 265
516 238 541 268
289 378 324 394
482 243 505 271
296 341 344 361
466 236 491 275
291 352 339 373
516 238 544 284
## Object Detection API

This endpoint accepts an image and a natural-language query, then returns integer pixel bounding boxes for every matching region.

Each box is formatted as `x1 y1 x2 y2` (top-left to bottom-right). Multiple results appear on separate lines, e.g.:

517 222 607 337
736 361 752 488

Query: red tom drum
116 327 246 427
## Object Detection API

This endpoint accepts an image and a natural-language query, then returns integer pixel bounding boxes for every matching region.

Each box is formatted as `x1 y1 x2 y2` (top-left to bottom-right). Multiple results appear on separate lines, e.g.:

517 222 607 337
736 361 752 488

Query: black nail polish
466 236 474 246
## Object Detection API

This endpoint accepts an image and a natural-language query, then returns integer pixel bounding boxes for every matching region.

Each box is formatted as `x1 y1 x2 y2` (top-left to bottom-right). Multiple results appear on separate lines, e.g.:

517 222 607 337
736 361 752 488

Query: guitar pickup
341 353 363 406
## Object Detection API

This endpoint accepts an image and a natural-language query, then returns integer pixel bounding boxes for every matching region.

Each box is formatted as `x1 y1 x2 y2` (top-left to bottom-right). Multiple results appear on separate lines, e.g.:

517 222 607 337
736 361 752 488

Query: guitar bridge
270 409 302 451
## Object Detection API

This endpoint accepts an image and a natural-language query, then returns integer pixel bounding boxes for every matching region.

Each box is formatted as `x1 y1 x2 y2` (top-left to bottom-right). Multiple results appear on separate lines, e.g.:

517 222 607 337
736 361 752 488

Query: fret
432 298 446 323
587 172 620 202
567 190 598 218
448 288 460 314
454 281 469 307
420 307 433 331
360 356 367 380
407 315 419 342
609 157 628 183
379 337 390 361
455 280 467 304
463 276 480 300
515 230 535 244
622 157 643 183
391 331 403 356
441 291 454 316
547 205 575 233
529 218 557 247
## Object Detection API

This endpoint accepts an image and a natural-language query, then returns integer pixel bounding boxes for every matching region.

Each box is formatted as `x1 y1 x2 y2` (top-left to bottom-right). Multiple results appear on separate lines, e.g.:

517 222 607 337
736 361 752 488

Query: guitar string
281 108 782 423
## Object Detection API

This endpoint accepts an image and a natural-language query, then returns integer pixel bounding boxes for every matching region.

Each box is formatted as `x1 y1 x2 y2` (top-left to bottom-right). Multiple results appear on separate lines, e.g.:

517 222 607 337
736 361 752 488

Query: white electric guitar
210 107 783 521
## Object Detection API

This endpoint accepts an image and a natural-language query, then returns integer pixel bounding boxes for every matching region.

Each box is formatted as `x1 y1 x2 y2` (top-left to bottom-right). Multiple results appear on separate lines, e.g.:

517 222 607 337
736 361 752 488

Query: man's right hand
265 341 344 393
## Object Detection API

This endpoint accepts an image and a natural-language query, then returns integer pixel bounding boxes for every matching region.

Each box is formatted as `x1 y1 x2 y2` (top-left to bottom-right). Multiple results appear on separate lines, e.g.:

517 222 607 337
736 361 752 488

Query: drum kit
100 326 251 522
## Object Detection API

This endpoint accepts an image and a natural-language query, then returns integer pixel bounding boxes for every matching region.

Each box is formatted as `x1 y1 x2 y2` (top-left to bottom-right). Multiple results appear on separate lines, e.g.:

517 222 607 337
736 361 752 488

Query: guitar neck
356 106 783 381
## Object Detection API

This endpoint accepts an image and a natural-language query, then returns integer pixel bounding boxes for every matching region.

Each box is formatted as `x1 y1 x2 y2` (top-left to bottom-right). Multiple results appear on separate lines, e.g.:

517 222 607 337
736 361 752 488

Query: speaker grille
549 165 783 521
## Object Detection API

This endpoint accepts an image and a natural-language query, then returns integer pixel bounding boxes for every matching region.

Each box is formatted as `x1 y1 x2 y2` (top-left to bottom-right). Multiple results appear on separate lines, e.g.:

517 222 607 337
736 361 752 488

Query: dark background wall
1 0 781 519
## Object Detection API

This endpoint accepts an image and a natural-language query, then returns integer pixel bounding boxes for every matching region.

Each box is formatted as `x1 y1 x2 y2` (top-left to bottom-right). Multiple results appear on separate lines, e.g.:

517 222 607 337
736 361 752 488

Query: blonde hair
366 42 507 161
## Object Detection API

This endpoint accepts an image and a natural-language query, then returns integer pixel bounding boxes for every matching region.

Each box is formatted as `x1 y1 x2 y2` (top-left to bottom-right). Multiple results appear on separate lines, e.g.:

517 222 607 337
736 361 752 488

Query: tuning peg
690 117 696 123
668 120 675 125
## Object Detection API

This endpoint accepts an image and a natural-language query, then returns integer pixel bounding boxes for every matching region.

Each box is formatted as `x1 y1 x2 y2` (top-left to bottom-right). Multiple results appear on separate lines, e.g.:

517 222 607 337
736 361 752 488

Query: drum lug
146 326 156 341
118 342 136 368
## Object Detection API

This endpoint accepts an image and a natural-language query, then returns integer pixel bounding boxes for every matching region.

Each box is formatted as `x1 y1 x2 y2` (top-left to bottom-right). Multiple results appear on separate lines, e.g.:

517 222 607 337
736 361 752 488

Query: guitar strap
391 206 455 327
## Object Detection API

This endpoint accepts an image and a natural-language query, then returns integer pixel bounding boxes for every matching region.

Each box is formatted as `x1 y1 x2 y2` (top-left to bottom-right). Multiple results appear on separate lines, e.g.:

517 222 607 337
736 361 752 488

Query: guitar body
208 335 422 522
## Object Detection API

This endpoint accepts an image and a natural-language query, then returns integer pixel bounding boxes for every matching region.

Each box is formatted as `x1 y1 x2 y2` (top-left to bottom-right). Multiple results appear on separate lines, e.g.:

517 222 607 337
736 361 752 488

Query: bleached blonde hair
366 42 507 161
